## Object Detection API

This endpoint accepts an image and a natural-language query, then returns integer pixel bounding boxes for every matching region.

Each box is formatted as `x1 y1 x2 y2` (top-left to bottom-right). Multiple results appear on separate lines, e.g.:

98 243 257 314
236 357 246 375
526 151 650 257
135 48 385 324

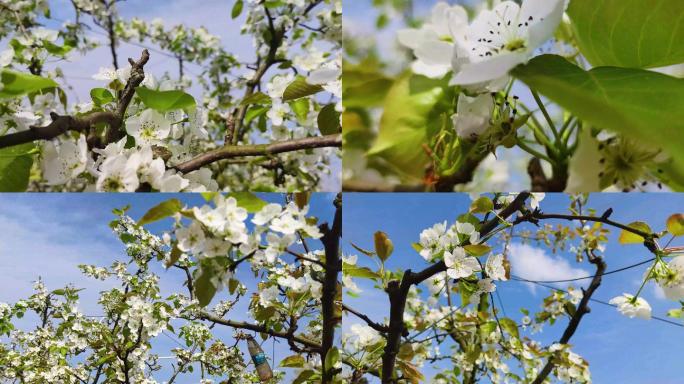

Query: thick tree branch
531 252 606 384
172 134 341 173
320 193 342 383
0 49 150 150
198 311 320 351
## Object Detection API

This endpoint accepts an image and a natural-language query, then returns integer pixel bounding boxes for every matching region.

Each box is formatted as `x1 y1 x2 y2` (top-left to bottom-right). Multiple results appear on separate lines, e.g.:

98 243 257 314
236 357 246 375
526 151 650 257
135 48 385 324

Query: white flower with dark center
452 0 565 86
609 293 651 319
42 135 88 185
485 253 508 281
444 247 481 279
397 2 469 78
452 93 494 139
126 109 171 146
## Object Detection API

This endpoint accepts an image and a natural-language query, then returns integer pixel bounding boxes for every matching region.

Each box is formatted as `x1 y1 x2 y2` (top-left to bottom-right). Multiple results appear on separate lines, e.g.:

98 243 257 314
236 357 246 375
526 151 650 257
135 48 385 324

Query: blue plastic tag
252 352 267 366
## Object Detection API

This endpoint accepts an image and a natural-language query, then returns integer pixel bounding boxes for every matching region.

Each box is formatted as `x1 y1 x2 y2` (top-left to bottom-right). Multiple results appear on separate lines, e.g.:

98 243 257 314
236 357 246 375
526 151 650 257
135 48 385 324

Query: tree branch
320 193 342 383
380 192 531 382
531 251 606 384
198 310 321 351
172 133 341 174
342 303 388 333
0 49 150 150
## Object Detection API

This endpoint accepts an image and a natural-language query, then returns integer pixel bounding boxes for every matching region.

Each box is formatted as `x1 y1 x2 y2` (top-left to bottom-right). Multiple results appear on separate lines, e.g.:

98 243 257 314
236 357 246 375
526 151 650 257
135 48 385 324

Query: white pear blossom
656 257 684 300
397 2 469 78
126 109 171 146
0 48 14 67
41 135 88 185
452 94 494 139
451 0 566 86
252 203 283 226
267 99 291 126
444 247 481 279
96 155 140 192
609 293 651 319
485 253 508 281
176 221 206 254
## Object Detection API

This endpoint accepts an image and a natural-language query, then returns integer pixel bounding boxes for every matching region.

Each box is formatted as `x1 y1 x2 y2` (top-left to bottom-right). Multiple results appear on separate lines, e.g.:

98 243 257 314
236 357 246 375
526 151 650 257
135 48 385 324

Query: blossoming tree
0 0 341 192
0 192 343 383
341 192 684 383
343 0 684 192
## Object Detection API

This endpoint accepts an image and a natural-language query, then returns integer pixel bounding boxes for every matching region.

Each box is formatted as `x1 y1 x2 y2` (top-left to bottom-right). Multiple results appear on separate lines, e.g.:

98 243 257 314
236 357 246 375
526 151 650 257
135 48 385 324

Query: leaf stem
531 90 560 143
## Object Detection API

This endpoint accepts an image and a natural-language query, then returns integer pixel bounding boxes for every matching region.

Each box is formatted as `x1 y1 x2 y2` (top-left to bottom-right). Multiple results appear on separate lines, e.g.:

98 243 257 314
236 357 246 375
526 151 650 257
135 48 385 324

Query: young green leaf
0 143 34 192
618 221 652 244
317 103 341 135
227 192 267 213
282 76 324 101
0 69 58 99
136 87 196 112
374 231 394 262
666 214 684 236
138 199 182 225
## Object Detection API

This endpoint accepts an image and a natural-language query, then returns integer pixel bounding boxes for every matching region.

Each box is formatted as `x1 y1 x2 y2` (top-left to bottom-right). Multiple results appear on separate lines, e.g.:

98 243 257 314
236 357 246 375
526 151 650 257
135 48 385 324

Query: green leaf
499 317 519 339
618 221 652 244
240 91 272 106
194 267 217 307
292 370 317 384
244 105 269 125
231 0 244 19
350 242 375 257
317 104 341 135
289 98 309 121
165 243 182 269
227 192 267 213
343 60 393 109
343 263 381 280
470 196 494 214
512 55 684 172
368 73 451 181
567 0 684 68
0 69 58 99
136 87 196 112
374 231 393 262
667 214 684 236
282 76 324 101
464 244 491 257
280 354 305 368
323 347 339 372
138 199 182 225
90 88 114 105
0 143 34 192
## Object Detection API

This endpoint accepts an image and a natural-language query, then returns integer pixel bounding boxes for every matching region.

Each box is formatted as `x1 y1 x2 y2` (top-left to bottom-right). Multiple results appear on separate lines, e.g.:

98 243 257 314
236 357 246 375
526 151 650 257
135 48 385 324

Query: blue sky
343 193 684 383
0 192 337 383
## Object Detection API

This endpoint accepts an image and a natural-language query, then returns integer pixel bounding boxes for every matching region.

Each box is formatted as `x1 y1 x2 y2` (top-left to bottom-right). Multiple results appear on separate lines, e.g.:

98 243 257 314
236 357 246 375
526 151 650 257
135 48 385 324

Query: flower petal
522 0 566 49
452 52 527 85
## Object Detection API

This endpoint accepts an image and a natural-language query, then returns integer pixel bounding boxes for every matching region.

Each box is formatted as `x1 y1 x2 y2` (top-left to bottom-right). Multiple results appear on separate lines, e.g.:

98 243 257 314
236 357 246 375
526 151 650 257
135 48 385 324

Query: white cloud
508 243 590 293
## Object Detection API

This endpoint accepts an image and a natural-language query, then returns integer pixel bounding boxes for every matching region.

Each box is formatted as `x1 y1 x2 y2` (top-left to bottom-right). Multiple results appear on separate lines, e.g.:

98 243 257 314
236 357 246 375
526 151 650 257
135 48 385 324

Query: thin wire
512 257 656 284
510 275 684 328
